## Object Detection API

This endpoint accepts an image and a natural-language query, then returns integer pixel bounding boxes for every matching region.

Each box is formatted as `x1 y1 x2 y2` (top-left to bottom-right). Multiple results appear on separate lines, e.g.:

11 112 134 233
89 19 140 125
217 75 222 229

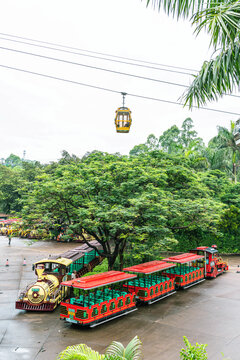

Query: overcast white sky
0 0 239 163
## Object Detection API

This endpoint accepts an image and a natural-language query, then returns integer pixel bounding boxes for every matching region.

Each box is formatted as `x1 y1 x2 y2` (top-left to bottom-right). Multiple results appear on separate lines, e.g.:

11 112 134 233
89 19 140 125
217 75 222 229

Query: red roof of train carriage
61 271 137 290
163 253 204 264
0 218 19 224
123 260 176 274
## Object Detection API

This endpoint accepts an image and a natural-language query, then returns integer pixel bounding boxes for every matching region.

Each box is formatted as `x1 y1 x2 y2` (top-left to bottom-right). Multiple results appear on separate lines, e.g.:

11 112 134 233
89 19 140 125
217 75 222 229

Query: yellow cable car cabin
115 93 132 133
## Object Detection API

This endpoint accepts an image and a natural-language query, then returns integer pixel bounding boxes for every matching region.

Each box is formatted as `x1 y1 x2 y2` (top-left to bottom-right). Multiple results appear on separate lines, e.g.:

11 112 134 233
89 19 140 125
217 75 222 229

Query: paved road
0 237 239 360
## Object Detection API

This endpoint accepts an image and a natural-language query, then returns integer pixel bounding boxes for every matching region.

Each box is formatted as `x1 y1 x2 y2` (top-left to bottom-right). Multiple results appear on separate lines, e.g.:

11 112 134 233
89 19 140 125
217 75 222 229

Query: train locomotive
190 245 229 277
16 241 103 311
60 245 228 327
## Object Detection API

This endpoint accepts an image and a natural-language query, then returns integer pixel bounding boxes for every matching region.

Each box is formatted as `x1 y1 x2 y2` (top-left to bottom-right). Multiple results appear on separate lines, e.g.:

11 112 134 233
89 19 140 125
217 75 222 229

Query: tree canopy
1 118 240 267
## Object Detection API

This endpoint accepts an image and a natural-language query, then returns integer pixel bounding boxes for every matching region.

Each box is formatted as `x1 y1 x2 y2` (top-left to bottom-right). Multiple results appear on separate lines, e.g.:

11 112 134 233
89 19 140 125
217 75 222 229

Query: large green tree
146 0 240 106
0 165 24 213
131 119 207 169
21 151 223 269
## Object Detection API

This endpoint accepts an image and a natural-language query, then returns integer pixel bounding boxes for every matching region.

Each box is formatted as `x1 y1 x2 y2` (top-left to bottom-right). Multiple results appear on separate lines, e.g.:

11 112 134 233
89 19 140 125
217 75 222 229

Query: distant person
71 270 77 279
8 234 12 246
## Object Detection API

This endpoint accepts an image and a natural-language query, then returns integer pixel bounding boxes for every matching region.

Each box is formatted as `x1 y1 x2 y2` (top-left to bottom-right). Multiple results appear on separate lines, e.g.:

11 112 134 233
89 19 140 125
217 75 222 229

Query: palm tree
208 121 240 183
105 336 142 360
56 344 105 360
146 0 240 107
56 337 142 360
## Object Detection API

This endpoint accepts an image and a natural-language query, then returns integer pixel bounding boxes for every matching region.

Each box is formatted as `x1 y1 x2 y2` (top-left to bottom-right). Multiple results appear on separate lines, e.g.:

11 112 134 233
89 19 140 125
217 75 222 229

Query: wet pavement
0 236 240 360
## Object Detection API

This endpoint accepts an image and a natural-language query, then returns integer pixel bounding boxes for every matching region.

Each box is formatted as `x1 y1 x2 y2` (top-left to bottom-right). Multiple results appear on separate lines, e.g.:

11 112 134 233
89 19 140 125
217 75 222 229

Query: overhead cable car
115 92 132 133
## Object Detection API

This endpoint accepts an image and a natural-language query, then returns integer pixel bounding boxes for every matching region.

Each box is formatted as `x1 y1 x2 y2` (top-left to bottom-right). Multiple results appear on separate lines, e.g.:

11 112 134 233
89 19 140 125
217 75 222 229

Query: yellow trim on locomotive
25 274 60 305
18 258 73 308
34 258 72 267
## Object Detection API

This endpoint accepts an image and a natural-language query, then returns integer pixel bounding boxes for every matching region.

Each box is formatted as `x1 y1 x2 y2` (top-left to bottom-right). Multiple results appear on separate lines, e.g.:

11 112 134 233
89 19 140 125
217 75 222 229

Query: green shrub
180 336 208 360
82 259 108 277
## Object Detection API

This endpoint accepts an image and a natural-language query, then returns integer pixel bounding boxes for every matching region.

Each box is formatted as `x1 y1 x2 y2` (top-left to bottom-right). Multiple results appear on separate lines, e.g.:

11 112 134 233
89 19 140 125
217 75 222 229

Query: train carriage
123 261 176 304
60 271 138 327
163 253 205 289
16 241 103 311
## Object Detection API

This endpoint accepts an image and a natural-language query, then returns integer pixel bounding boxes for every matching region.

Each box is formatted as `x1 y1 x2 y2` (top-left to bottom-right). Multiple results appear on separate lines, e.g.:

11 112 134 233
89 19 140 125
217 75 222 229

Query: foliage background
1 118 240 268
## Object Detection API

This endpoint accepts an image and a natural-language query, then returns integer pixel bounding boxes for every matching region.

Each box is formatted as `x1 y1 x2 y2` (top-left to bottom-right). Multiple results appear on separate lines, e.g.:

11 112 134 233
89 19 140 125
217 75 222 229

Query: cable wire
0 36 194 76
0 34 239 99
0 31 197 72
0 63 239 116
0 45 188 88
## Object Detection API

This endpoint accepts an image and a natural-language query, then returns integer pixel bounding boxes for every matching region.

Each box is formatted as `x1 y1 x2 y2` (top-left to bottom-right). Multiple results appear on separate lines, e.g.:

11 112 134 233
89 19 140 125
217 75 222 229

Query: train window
43 263 51 271
165 283 168 290
126 297 131 305
150 289 154 296
110 302 115 310
155 286 159 294
92 307 98 316
76 309 88 319
169 281 172 288
185 276 188 282
52 263 60 272
101 304 107 314
189 274 192 281
118 299 123 308
160 285 163 292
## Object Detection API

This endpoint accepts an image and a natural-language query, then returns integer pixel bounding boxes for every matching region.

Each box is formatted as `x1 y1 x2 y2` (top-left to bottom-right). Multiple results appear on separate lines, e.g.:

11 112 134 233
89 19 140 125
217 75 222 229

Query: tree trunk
108 256 116 271
119 240 127 271
119 251 124 271
233 163 237 183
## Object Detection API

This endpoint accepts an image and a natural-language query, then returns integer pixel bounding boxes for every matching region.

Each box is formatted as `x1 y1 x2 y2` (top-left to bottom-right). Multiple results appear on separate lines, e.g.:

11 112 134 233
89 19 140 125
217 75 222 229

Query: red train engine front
190 245 228 278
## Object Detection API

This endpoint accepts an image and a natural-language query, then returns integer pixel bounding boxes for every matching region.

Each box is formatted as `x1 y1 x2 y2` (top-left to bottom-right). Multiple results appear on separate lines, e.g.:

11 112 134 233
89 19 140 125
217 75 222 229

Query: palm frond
193 0 240 49
105 341 126 359
56 344 105 360
105 336 142 360
145 0 205 19
145 0 240 47
182 42 240 107
124 336 142 360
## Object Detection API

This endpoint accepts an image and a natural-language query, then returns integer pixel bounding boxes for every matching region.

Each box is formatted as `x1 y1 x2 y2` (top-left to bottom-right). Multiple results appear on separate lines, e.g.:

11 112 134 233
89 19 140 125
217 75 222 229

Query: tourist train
15 241 103 311
59 245 228 327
